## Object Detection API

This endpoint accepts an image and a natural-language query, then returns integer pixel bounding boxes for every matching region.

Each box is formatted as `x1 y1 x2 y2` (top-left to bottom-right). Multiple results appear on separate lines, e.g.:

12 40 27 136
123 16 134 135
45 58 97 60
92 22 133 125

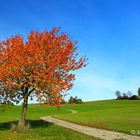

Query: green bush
129 95 139 100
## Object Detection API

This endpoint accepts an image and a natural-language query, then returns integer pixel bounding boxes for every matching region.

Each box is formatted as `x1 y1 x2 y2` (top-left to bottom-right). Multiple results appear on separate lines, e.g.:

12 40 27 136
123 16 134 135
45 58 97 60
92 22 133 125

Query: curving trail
68 109 78 114
41 116 140 140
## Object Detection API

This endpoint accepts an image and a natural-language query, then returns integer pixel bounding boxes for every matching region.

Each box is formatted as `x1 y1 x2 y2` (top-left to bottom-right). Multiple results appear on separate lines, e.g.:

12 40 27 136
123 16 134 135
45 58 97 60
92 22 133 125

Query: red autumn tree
0 27 87 127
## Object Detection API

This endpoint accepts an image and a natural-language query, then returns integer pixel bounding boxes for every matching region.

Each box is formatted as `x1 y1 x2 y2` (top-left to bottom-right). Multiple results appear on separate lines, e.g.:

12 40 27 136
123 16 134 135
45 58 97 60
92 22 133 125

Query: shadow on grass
0 120 53 130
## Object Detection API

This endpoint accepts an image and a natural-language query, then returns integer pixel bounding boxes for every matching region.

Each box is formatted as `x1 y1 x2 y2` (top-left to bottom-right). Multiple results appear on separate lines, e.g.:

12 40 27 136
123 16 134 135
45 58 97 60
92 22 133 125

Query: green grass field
55 100 140 135
0 104 97 140
0 100 140 139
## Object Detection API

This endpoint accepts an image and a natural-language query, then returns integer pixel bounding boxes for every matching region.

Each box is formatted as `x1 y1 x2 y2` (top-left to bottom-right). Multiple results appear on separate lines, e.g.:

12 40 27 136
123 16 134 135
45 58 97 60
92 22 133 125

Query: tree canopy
0 27 87 127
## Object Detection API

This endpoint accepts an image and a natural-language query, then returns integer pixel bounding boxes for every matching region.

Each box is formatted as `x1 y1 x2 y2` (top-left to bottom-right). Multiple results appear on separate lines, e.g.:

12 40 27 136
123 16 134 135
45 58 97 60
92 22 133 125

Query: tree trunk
19 95 28 127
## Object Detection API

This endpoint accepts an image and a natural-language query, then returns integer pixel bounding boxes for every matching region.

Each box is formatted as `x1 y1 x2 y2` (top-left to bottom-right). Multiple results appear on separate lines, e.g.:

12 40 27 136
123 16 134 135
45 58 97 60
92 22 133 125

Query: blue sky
0 0 140 101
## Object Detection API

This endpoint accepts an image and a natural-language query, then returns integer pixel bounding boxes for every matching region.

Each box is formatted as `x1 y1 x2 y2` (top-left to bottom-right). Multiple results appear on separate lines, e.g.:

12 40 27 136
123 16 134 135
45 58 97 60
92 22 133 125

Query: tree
129 95 139 100
68 96 83 104
115 90 121 99
122 93 129 99
138 88 140 96
0 27 87 127
76 98 82 104
127 91 132 97
68 96 74 104
0 86 13 105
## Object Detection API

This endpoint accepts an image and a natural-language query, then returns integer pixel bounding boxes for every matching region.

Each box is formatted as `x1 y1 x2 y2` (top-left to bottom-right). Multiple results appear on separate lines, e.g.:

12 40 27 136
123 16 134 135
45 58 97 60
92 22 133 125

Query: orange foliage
0 27 87 105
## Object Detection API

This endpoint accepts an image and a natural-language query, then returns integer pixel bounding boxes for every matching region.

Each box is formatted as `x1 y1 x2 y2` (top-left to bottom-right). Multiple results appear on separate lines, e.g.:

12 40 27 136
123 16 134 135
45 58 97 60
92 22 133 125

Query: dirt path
69 109 78 114
40 116 140 140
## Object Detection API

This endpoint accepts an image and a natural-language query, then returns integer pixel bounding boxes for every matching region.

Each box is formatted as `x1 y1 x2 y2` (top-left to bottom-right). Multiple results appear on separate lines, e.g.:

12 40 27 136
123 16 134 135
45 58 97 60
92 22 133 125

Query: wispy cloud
68 68 140 101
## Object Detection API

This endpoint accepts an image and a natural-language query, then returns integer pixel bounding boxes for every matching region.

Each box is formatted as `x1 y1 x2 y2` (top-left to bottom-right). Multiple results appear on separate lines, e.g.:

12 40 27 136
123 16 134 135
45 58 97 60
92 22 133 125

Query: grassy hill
0 100 140 139
0 103 97 140
55 100 140 135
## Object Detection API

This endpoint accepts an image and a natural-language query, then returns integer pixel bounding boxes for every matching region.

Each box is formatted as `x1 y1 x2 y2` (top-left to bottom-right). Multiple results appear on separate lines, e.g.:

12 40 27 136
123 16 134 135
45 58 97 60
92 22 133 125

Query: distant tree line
68 96 83 104
115 88 140 100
